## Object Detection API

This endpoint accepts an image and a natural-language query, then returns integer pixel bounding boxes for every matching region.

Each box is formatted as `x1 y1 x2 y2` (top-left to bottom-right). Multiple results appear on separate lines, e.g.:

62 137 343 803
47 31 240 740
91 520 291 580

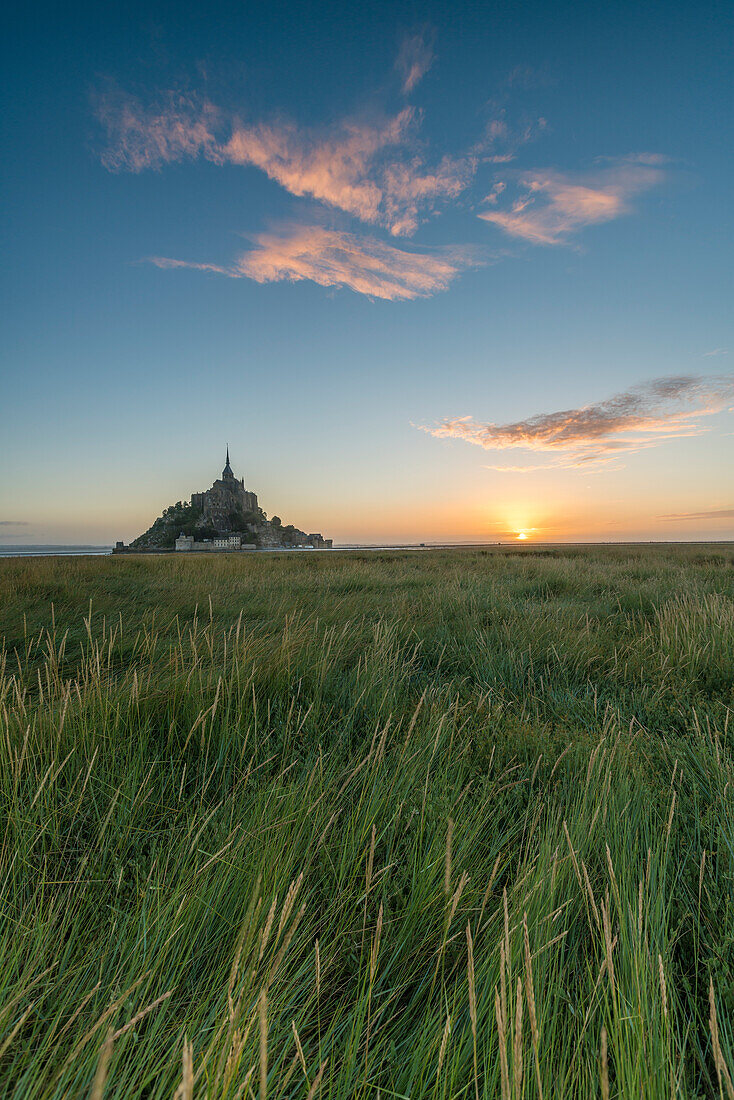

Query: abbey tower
190 448 259 533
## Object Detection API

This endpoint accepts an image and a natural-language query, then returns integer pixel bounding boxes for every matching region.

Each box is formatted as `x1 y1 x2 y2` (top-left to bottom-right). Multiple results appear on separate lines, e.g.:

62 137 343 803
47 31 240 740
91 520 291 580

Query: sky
1 0 733 545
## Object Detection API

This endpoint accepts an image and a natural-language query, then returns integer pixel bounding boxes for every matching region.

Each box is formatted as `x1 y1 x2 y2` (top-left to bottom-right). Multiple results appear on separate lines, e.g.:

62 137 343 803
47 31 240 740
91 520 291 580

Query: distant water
0 545 113 558
0 543 500 559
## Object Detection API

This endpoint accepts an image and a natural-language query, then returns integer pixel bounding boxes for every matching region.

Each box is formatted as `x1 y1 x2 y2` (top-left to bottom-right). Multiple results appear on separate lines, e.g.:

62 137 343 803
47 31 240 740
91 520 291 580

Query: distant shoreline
1 540 732 559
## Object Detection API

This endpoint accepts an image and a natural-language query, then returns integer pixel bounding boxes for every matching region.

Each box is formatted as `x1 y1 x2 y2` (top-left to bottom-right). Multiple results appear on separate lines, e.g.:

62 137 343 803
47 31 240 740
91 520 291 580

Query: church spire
222 446 234 480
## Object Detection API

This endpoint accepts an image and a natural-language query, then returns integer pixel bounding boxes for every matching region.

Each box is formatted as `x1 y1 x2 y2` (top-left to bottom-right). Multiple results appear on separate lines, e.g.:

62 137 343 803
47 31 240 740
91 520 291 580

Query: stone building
175 533 256 552
191 448 259 532
125 449 331 552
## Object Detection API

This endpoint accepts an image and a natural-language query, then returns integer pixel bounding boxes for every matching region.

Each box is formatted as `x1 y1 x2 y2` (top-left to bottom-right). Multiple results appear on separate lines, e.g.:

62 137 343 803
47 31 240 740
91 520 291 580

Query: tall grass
0 544 732 1097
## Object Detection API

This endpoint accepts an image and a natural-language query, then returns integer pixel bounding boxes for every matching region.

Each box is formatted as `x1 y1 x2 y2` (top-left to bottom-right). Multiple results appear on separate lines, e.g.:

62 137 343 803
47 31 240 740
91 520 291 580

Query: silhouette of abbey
121 450 332 552
190 447 260 532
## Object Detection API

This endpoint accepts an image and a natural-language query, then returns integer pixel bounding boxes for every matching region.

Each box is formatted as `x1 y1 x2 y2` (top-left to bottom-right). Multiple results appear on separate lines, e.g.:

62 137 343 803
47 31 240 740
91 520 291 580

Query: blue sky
1 0 732 543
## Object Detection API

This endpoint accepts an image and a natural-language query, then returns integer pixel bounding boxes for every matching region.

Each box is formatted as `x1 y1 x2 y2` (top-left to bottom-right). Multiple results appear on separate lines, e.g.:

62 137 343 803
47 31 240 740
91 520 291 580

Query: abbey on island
117 450 332 552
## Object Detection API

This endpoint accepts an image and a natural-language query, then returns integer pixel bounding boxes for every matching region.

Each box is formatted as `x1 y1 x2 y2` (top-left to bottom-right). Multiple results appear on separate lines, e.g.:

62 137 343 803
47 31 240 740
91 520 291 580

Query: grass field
1 544 733 1098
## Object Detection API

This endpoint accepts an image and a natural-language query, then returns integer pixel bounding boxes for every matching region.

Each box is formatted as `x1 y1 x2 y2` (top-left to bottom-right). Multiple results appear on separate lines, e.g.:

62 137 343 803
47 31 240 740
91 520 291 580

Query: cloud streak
97 90 474 235
150 225 480 300
97 89 220 172
479 155 666 244
396 31 435 93
658 508 734 521
423 374 734 469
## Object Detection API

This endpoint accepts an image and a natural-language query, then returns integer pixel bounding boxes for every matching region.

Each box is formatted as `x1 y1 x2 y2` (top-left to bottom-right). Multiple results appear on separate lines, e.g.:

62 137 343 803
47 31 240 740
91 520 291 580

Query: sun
516 531 528 540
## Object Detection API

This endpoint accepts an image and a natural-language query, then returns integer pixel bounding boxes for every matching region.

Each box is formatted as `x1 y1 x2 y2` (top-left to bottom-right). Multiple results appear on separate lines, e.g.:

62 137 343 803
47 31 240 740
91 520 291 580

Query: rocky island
116 450 331 552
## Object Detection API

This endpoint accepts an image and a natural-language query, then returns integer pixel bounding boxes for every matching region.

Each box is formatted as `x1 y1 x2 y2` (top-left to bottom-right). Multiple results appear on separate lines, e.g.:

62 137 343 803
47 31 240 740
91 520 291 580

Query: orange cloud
396 31 435 94
479 156 666 244
97 89 220 171
220 110 460 234
380 154 476 235
150 225 480 300
424 375 734 469
97 90 474 235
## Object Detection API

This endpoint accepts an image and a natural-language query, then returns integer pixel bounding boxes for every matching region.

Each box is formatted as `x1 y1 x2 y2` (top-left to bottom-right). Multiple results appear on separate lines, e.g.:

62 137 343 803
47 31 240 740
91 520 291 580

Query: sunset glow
1 4 731 546
2 6 734 1096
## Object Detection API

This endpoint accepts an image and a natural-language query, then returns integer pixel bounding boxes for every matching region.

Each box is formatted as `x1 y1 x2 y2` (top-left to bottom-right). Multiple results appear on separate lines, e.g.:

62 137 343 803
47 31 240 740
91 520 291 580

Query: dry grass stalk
466 923 478 1100
268 901 306 986
584 741 604 793
549 744 571 779
658 954 668 1020
478 852 502 928
551 847 559 892
316 808 341 849
562 821 584 891
530 752 543 785
305 1057 328 1100
61 973 148 1072
513 976 524 1095
89 1028 114 1100
228 897 260 1021
291 1020 309 1084
176 1037 193 1100
605 844 622 914
502 887 511 985
437 1014 451 1078
600 1026 609 1100
665 790 677 843
523 913 543 1100
375 715 391 765
581 860 601 931
277 873 304 939
183 1037 194 1100
499 940 508 1036
600 899 616 992
709 978 734 1100
445 818 454 895
112 989 172 1041
223 1022 254 1095
0 1002 35 1061
365 905 383 1072
259 989 268 1100
370 904 384 985
366 824 376 893
448 870 469 927
495 987 510 1100
275 1052 300 1096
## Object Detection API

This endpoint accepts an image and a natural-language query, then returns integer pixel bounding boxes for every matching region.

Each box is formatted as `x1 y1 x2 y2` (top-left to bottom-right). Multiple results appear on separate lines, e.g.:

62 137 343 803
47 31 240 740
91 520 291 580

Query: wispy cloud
703 348 728 357
150 225 480 300
479 155 666 244
221 111 412 230
396 31 435 94
222 113 474 236
97 89 220 171
97 89 474 235
95 47 671 306
423 374 734 469
0 520 29 526
658 508 734 521
380 154 475 235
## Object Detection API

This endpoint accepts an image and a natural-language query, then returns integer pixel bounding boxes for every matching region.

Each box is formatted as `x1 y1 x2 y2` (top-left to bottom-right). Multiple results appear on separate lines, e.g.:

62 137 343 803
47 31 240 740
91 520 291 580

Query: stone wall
191 479 259 532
